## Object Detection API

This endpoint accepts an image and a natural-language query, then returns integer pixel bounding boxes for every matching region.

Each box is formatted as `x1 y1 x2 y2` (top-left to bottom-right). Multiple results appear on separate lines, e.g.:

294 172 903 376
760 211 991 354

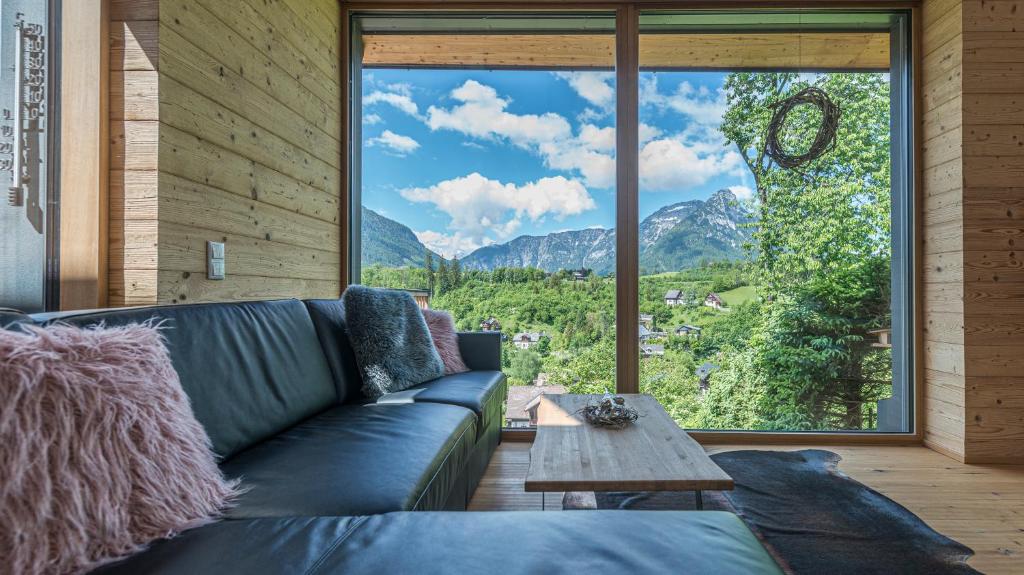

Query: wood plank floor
468 441 1024 574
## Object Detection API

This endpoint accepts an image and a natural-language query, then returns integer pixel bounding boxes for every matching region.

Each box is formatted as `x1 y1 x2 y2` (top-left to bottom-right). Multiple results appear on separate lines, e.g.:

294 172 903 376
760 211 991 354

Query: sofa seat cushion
92 516 367 575
93 511 781 575
221 402 476 518
407 370 506 439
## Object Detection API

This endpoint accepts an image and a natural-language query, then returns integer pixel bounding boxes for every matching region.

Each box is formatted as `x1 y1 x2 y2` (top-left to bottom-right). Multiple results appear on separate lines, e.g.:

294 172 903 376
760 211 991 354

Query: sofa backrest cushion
31 299 337 459
0 308 33 330
303 299 364 404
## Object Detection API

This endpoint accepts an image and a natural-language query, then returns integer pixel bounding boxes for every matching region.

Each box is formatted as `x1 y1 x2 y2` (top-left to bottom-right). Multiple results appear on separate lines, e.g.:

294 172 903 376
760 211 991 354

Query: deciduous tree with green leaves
719 72 893 429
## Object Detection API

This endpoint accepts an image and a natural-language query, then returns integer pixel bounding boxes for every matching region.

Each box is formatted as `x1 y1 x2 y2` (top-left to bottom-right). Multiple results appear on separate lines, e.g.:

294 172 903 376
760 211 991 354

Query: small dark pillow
342 285 445 399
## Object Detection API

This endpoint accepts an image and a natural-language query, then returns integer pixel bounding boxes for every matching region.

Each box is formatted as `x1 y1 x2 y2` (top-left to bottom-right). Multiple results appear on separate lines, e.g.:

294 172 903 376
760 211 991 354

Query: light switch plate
207 241 226 280
208 241 225 260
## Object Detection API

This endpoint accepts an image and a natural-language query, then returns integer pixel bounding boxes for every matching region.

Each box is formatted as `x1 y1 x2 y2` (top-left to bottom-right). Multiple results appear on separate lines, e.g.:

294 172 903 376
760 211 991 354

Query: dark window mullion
615 5 640 395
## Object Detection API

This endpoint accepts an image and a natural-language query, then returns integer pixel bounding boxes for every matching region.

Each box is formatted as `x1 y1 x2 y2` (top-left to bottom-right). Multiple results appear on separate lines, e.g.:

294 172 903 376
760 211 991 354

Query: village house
512 332 545 350
639 313 654 328
640 344 665 358
704 293 725 310
479 317 502 331
505 385 567 428
571 268 590 282
664 290 684 306
639 324 668 342
675 325 702 338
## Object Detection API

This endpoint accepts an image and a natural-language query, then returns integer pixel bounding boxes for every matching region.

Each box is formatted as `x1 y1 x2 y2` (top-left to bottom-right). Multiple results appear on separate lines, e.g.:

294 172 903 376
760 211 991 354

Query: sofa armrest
457 332 502 371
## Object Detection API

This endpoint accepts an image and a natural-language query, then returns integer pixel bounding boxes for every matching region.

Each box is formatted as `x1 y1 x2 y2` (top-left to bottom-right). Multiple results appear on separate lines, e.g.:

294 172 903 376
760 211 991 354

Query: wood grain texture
108 7 159 307
960 0 1024 463
471 442 1024 575
61 0 109 310
107 0 343 305
615 5 640 394
922 0 966 460
919 0 1024 463
525 394 734 492
111 0 158 21
110 21 158 71
105 0 343 305
361 32 888 70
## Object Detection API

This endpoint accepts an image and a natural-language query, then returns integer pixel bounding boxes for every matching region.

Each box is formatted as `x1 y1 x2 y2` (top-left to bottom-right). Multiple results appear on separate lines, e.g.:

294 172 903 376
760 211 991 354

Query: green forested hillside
361 207 440 267
425 263 773 429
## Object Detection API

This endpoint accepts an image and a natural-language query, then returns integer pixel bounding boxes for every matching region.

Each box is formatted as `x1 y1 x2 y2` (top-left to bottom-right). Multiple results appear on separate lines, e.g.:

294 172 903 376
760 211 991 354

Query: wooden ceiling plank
361 32 890 70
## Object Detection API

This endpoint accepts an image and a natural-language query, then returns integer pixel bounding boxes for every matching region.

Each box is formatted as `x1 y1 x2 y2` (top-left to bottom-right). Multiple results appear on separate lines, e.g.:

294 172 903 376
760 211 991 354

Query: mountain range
360 206 441 267
361 189 753 274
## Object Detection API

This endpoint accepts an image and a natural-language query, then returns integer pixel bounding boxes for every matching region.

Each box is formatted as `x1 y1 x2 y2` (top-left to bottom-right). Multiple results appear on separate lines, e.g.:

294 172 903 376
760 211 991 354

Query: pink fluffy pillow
421 309 470 375
0 323 241 575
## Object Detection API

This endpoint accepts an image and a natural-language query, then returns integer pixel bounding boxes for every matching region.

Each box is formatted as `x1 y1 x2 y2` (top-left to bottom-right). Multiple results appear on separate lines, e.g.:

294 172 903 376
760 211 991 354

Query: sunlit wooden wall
108 0 343 305
109 0 158 306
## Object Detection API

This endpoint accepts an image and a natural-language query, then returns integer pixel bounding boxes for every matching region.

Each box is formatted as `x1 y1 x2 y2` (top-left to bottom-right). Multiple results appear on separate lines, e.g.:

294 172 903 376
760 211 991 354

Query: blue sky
361 69 755 258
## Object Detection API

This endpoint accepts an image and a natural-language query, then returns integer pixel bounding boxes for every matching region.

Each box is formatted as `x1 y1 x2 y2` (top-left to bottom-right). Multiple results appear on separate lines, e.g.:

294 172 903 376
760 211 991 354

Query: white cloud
367 130 420 155
539 141 616 189
577 107 607 123
555 72 615 110
400 172 596 244
641 77 728 126
363 113 382 125
415 230 488 259
577 124 615 152
728 185 755 202
420 79 745 194
461 141 486 150
639 123 663 144
639 138 744 191
427 80 617 188
365 90 420 117
384 82 413 96
426 80 572 147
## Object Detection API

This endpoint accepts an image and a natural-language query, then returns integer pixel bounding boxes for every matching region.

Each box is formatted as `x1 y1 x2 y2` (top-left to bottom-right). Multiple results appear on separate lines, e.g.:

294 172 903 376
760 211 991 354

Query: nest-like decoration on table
577 395 640 430
764 87 841 171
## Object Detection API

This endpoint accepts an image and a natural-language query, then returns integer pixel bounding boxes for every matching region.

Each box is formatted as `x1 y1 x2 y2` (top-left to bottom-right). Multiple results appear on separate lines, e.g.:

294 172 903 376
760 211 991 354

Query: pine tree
437 258 449 295
451 256 462 289
424 250 435 295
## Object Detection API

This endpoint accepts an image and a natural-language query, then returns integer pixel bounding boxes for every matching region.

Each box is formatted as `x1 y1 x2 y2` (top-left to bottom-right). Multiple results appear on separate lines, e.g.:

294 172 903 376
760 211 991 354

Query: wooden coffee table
525 394 734 510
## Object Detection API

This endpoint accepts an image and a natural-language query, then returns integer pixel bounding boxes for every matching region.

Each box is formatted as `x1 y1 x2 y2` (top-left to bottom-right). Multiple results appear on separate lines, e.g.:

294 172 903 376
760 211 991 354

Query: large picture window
347 9 914 434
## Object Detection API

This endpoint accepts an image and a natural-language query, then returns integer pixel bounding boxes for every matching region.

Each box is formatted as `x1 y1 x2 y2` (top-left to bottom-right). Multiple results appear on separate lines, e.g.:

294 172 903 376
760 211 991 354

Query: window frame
342 4 919 442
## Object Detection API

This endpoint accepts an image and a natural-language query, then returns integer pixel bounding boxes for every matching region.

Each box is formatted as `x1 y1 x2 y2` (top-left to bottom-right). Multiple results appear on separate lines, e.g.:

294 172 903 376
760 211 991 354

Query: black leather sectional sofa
10 298 782 574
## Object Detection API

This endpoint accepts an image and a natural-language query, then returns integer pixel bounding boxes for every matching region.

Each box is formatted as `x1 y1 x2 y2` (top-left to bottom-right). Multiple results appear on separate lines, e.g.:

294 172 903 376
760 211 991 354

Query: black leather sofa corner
9 298 782 575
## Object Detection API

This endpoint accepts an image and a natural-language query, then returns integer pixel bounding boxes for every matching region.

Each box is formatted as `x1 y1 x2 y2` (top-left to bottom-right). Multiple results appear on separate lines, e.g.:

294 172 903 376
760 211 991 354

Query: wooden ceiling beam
361 32 890 70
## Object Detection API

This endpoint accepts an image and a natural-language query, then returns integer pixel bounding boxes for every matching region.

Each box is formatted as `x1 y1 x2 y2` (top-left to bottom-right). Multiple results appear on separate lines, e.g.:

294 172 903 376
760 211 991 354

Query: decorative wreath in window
764 87 842 171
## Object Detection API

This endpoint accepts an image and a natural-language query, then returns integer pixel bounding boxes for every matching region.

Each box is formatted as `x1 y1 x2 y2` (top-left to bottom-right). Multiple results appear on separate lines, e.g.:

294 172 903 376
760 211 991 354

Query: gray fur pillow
342 285 445 399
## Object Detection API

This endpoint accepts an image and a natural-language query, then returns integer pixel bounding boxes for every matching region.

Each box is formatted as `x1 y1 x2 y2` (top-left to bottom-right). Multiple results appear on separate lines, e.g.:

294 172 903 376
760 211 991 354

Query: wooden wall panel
107 0 343 305
60 0 109 310
108 8 158 306
153 0 343 303
921 0 1024 463
922 0 966 460
961 0 1024 463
